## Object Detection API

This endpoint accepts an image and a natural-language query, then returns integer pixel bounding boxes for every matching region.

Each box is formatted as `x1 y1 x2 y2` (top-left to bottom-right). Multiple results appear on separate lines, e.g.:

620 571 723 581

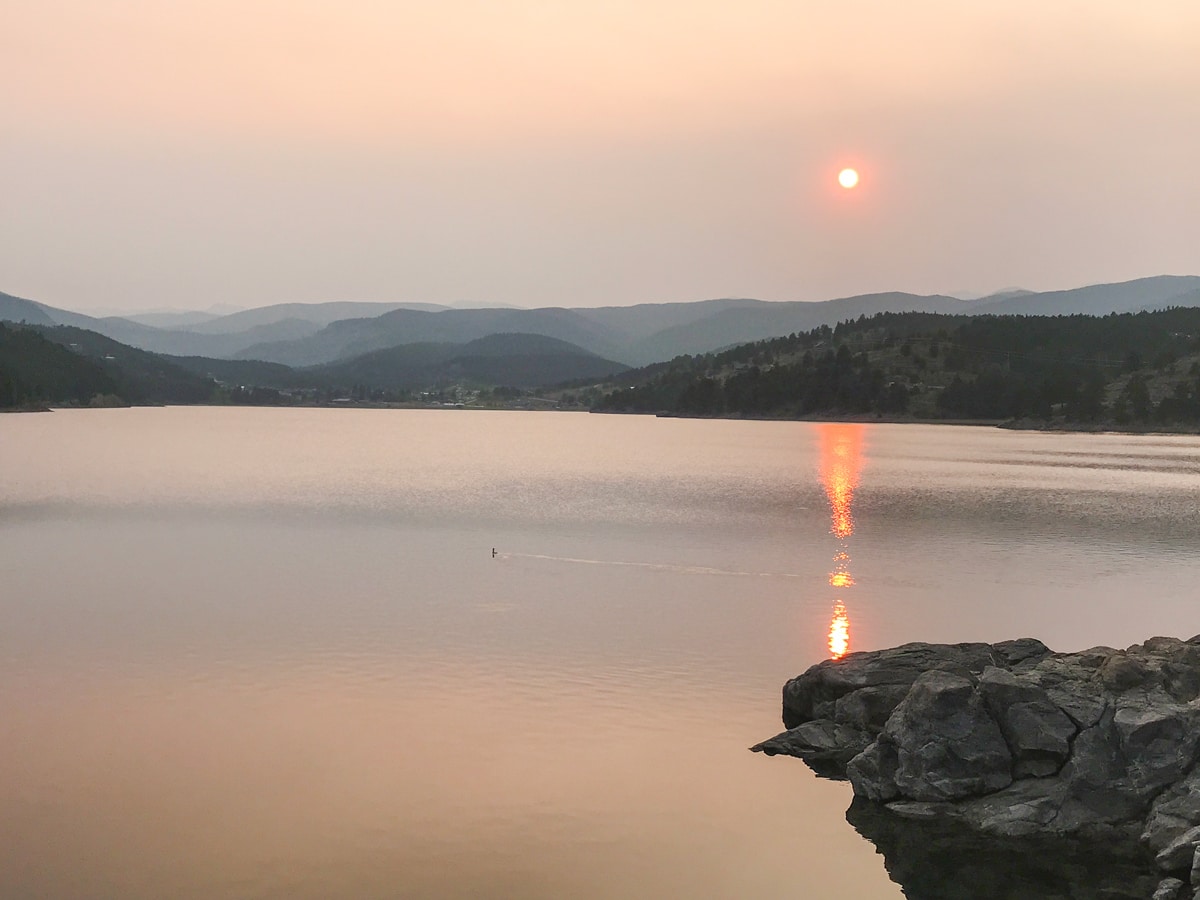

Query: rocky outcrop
752 636 1200 899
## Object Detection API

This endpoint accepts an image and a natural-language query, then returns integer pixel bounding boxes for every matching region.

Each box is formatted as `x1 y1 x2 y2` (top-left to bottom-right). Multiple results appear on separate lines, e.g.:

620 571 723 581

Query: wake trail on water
496 552 803 579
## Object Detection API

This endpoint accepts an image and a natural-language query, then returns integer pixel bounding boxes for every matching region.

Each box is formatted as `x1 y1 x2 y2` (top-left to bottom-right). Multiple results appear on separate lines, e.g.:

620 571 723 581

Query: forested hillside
592 308 1200 426
1 323 217 408
33 325 218 404
0 323 119 407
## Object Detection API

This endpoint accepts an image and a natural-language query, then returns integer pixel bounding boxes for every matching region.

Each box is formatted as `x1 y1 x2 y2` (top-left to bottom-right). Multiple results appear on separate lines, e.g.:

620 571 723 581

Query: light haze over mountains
3 275 1199 370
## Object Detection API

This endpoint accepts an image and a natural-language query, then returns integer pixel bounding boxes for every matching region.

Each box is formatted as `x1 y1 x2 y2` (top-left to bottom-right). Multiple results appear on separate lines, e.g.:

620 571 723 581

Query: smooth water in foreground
3 408 1200 898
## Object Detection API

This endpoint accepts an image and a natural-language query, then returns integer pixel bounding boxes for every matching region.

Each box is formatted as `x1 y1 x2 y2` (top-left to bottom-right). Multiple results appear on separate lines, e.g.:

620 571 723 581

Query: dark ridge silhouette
0 323 118 407
312 332 628 389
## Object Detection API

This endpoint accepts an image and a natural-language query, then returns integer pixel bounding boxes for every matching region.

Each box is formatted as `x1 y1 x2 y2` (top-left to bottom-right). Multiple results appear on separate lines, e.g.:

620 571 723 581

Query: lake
3 408 1199 898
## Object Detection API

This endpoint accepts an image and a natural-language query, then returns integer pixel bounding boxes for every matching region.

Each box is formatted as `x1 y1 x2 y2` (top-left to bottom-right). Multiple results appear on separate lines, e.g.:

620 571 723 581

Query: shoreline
11 401 1200 435
631 408 1200 435
650 410 1006 427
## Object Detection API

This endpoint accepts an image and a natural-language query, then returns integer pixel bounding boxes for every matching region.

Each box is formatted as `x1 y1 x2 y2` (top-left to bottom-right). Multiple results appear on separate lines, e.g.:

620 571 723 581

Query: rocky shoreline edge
752 636 1200 900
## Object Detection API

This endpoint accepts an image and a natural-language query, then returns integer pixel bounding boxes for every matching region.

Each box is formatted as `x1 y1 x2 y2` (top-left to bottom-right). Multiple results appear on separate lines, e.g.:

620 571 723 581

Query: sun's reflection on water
828 600 850 659
818 424 865 659
829 551 854 588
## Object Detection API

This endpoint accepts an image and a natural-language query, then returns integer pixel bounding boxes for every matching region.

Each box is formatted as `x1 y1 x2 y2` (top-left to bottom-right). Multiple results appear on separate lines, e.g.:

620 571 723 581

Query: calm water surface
3 408 1200 898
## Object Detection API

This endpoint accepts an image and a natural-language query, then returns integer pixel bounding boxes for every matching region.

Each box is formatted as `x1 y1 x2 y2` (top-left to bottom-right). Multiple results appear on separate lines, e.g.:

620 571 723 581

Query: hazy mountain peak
953 287 1032 302
0 291 57 326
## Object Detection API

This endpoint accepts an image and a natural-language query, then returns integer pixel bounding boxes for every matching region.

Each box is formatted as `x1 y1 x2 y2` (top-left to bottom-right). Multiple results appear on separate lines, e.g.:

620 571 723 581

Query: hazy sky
4 1 1199 313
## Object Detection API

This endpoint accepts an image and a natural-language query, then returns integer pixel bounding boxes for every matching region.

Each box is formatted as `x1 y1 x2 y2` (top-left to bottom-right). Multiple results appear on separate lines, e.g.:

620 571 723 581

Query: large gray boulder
853 670 1013 802
753 636 1200 897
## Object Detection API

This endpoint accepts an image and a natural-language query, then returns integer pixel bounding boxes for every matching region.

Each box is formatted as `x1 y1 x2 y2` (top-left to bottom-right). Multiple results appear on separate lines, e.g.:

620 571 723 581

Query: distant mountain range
967 277 1200 316
167 332 628 391
3 275 1200 373
1 319 629 404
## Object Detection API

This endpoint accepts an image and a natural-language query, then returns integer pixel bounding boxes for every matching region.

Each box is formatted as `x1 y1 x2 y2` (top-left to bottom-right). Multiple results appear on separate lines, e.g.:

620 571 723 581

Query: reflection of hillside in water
818 424 863 659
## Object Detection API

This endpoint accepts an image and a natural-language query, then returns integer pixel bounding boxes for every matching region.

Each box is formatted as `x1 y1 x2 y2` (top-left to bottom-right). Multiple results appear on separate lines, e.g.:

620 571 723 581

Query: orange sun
838 168 859 189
